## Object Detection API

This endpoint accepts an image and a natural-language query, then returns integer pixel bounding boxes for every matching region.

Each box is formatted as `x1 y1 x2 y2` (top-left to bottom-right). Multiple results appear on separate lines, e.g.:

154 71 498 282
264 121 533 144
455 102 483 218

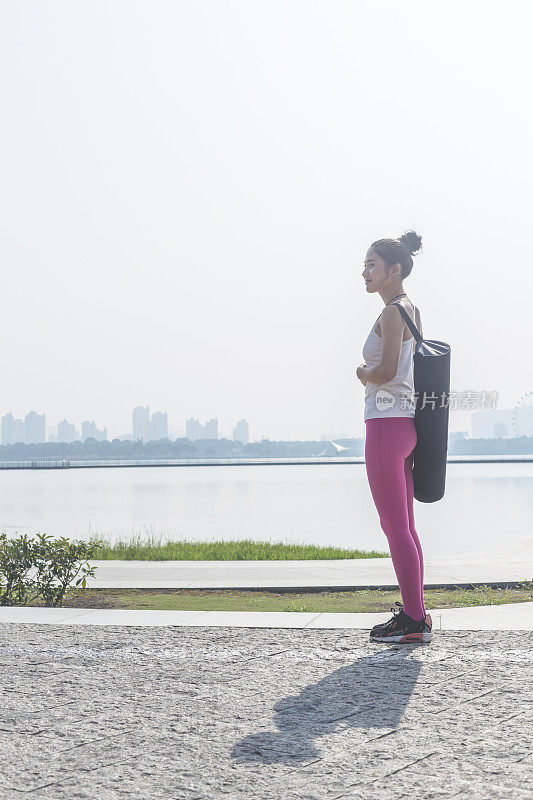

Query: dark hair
370 230 422 279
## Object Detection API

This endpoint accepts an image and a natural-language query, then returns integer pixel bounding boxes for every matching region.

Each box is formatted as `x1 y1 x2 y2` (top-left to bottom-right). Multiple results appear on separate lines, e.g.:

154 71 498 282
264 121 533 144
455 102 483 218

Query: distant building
204 418 218 439
81 420 108 442
186 417 218 441
149 411 168 441
3 412 44 445
24 411 46 444
186 418 202 441
132 406 169 442
13 418 25 443
57 419 79 443
2 413 15 444
2 412 25 445
132 406 150 441
471 409 514 438
233 419 249 444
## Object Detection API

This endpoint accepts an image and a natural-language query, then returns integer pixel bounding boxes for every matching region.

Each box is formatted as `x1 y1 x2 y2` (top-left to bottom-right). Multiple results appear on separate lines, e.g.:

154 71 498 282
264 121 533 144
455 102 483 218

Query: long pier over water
0 455 531 470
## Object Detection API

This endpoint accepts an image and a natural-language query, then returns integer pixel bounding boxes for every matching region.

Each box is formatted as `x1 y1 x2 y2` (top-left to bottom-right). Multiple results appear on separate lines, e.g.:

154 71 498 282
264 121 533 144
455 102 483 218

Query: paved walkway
1 602 532 630
86 548 533 590
0 623 530 799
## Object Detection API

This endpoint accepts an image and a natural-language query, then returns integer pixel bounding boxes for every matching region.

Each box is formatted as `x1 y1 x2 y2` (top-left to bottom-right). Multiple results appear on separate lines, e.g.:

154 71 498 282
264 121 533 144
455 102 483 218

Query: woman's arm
357 305 405 385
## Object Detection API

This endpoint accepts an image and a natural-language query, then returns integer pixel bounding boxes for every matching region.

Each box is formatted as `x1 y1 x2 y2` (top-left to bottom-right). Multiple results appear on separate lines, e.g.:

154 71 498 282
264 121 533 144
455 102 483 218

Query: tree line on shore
0 434 532 461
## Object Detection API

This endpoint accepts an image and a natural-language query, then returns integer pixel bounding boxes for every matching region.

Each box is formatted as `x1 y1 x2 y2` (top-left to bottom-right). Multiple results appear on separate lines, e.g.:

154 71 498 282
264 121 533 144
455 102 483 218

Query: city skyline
1 403 532 446
1 406 255 445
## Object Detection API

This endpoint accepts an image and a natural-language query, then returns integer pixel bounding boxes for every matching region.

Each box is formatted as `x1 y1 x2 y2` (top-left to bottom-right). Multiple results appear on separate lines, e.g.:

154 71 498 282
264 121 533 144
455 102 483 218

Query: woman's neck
380 288 406 306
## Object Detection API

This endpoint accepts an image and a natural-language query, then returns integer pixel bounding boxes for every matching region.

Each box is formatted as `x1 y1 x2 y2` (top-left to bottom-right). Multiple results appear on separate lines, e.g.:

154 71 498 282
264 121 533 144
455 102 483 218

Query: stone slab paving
0 624 531 799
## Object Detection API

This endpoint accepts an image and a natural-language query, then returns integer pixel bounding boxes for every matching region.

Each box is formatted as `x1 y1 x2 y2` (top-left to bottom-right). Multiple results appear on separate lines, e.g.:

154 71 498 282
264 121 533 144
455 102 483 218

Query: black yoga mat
393 303 451 503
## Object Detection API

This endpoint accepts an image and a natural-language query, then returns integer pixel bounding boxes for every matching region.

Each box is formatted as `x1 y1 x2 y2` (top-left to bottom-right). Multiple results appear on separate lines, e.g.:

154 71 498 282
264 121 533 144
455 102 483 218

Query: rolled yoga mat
392 303 451 503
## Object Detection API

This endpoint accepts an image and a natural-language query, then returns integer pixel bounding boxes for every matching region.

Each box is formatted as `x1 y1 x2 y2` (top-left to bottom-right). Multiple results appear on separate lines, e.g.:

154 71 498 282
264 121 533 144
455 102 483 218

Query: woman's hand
356 363 367 386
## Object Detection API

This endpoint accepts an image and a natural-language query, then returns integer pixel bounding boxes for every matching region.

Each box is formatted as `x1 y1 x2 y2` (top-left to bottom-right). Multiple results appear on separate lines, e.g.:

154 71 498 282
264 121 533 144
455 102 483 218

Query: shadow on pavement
231 644 426 764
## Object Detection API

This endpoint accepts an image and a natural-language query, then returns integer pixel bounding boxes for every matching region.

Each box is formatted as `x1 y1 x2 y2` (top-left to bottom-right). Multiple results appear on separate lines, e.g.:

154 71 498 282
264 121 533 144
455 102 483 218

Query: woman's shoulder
379 301 415 328
377 300 420 339
390 299 420 328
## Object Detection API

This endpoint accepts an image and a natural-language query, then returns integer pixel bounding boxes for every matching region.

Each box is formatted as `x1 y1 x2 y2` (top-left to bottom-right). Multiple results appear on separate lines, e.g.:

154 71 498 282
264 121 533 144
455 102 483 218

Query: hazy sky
1 1 532 441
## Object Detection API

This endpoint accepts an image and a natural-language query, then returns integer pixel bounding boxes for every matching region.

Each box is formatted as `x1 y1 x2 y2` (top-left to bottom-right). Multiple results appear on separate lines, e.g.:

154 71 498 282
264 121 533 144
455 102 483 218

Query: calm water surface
1 463 532 558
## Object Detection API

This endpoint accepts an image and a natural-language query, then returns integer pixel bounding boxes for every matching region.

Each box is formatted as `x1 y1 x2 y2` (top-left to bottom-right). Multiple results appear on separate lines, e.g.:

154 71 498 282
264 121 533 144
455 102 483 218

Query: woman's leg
364 417 425 621
404 449 426 617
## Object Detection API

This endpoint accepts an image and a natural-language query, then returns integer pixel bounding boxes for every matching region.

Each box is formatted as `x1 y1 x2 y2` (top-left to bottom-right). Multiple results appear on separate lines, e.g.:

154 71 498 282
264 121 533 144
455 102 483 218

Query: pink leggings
364 417 426 621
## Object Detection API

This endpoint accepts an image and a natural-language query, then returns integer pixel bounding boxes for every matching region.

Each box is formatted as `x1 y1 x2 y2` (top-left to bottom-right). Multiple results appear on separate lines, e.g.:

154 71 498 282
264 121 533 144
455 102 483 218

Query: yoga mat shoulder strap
391 302 423 344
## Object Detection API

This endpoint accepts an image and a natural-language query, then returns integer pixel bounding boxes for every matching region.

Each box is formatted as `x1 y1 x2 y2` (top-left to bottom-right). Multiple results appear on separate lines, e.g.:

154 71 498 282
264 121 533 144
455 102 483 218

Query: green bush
0 532 102 606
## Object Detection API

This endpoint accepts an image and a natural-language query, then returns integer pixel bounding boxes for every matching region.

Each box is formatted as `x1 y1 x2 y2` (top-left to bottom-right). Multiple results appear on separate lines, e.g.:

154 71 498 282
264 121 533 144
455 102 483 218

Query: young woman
356 231 433 644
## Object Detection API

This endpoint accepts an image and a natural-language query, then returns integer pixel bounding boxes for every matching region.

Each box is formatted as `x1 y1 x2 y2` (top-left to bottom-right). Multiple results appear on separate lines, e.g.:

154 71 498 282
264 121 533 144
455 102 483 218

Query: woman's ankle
406 611 425 623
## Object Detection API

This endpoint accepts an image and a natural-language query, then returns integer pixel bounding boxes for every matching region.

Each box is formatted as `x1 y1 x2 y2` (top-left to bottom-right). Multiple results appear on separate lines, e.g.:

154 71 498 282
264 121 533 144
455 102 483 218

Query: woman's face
362 248 398 292
362 248 387 293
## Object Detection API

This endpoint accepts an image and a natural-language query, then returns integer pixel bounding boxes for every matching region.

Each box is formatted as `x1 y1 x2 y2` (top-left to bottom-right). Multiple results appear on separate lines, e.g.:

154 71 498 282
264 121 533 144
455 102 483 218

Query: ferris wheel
512 391 533 437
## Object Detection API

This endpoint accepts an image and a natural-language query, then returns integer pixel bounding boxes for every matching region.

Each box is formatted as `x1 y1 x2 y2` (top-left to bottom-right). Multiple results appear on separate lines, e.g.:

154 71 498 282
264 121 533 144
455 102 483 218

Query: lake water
1 463 532 559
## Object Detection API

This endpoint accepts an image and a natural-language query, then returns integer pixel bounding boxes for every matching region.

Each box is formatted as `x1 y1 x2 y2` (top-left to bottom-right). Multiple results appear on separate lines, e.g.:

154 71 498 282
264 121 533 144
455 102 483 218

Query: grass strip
89 535 389 561
38 582 533 613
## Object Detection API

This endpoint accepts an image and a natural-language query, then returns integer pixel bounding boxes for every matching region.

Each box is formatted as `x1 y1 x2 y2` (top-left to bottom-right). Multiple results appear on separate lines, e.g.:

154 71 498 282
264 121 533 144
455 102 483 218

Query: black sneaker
370 601 405 634
370 601 432 643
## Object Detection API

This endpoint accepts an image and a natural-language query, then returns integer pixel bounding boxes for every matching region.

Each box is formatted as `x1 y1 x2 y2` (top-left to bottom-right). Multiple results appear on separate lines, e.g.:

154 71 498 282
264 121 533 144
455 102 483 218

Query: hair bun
399 230 422 256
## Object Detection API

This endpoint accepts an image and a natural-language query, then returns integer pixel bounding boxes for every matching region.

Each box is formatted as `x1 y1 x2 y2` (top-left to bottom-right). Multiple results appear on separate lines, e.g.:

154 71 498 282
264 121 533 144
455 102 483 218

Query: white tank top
362 306 417 421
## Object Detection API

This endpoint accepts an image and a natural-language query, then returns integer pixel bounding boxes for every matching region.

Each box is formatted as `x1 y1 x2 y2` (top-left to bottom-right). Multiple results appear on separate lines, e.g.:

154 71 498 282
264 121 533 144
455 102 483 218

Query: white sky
1 0 532 441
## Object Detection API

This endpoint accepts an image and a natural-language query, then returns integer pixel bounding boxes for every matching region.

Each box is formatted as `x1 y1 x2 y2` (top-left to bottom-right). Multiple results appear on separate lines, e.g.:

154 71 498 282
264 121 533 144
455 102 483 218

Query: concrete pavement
85 550 533 590
1 602 532 630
